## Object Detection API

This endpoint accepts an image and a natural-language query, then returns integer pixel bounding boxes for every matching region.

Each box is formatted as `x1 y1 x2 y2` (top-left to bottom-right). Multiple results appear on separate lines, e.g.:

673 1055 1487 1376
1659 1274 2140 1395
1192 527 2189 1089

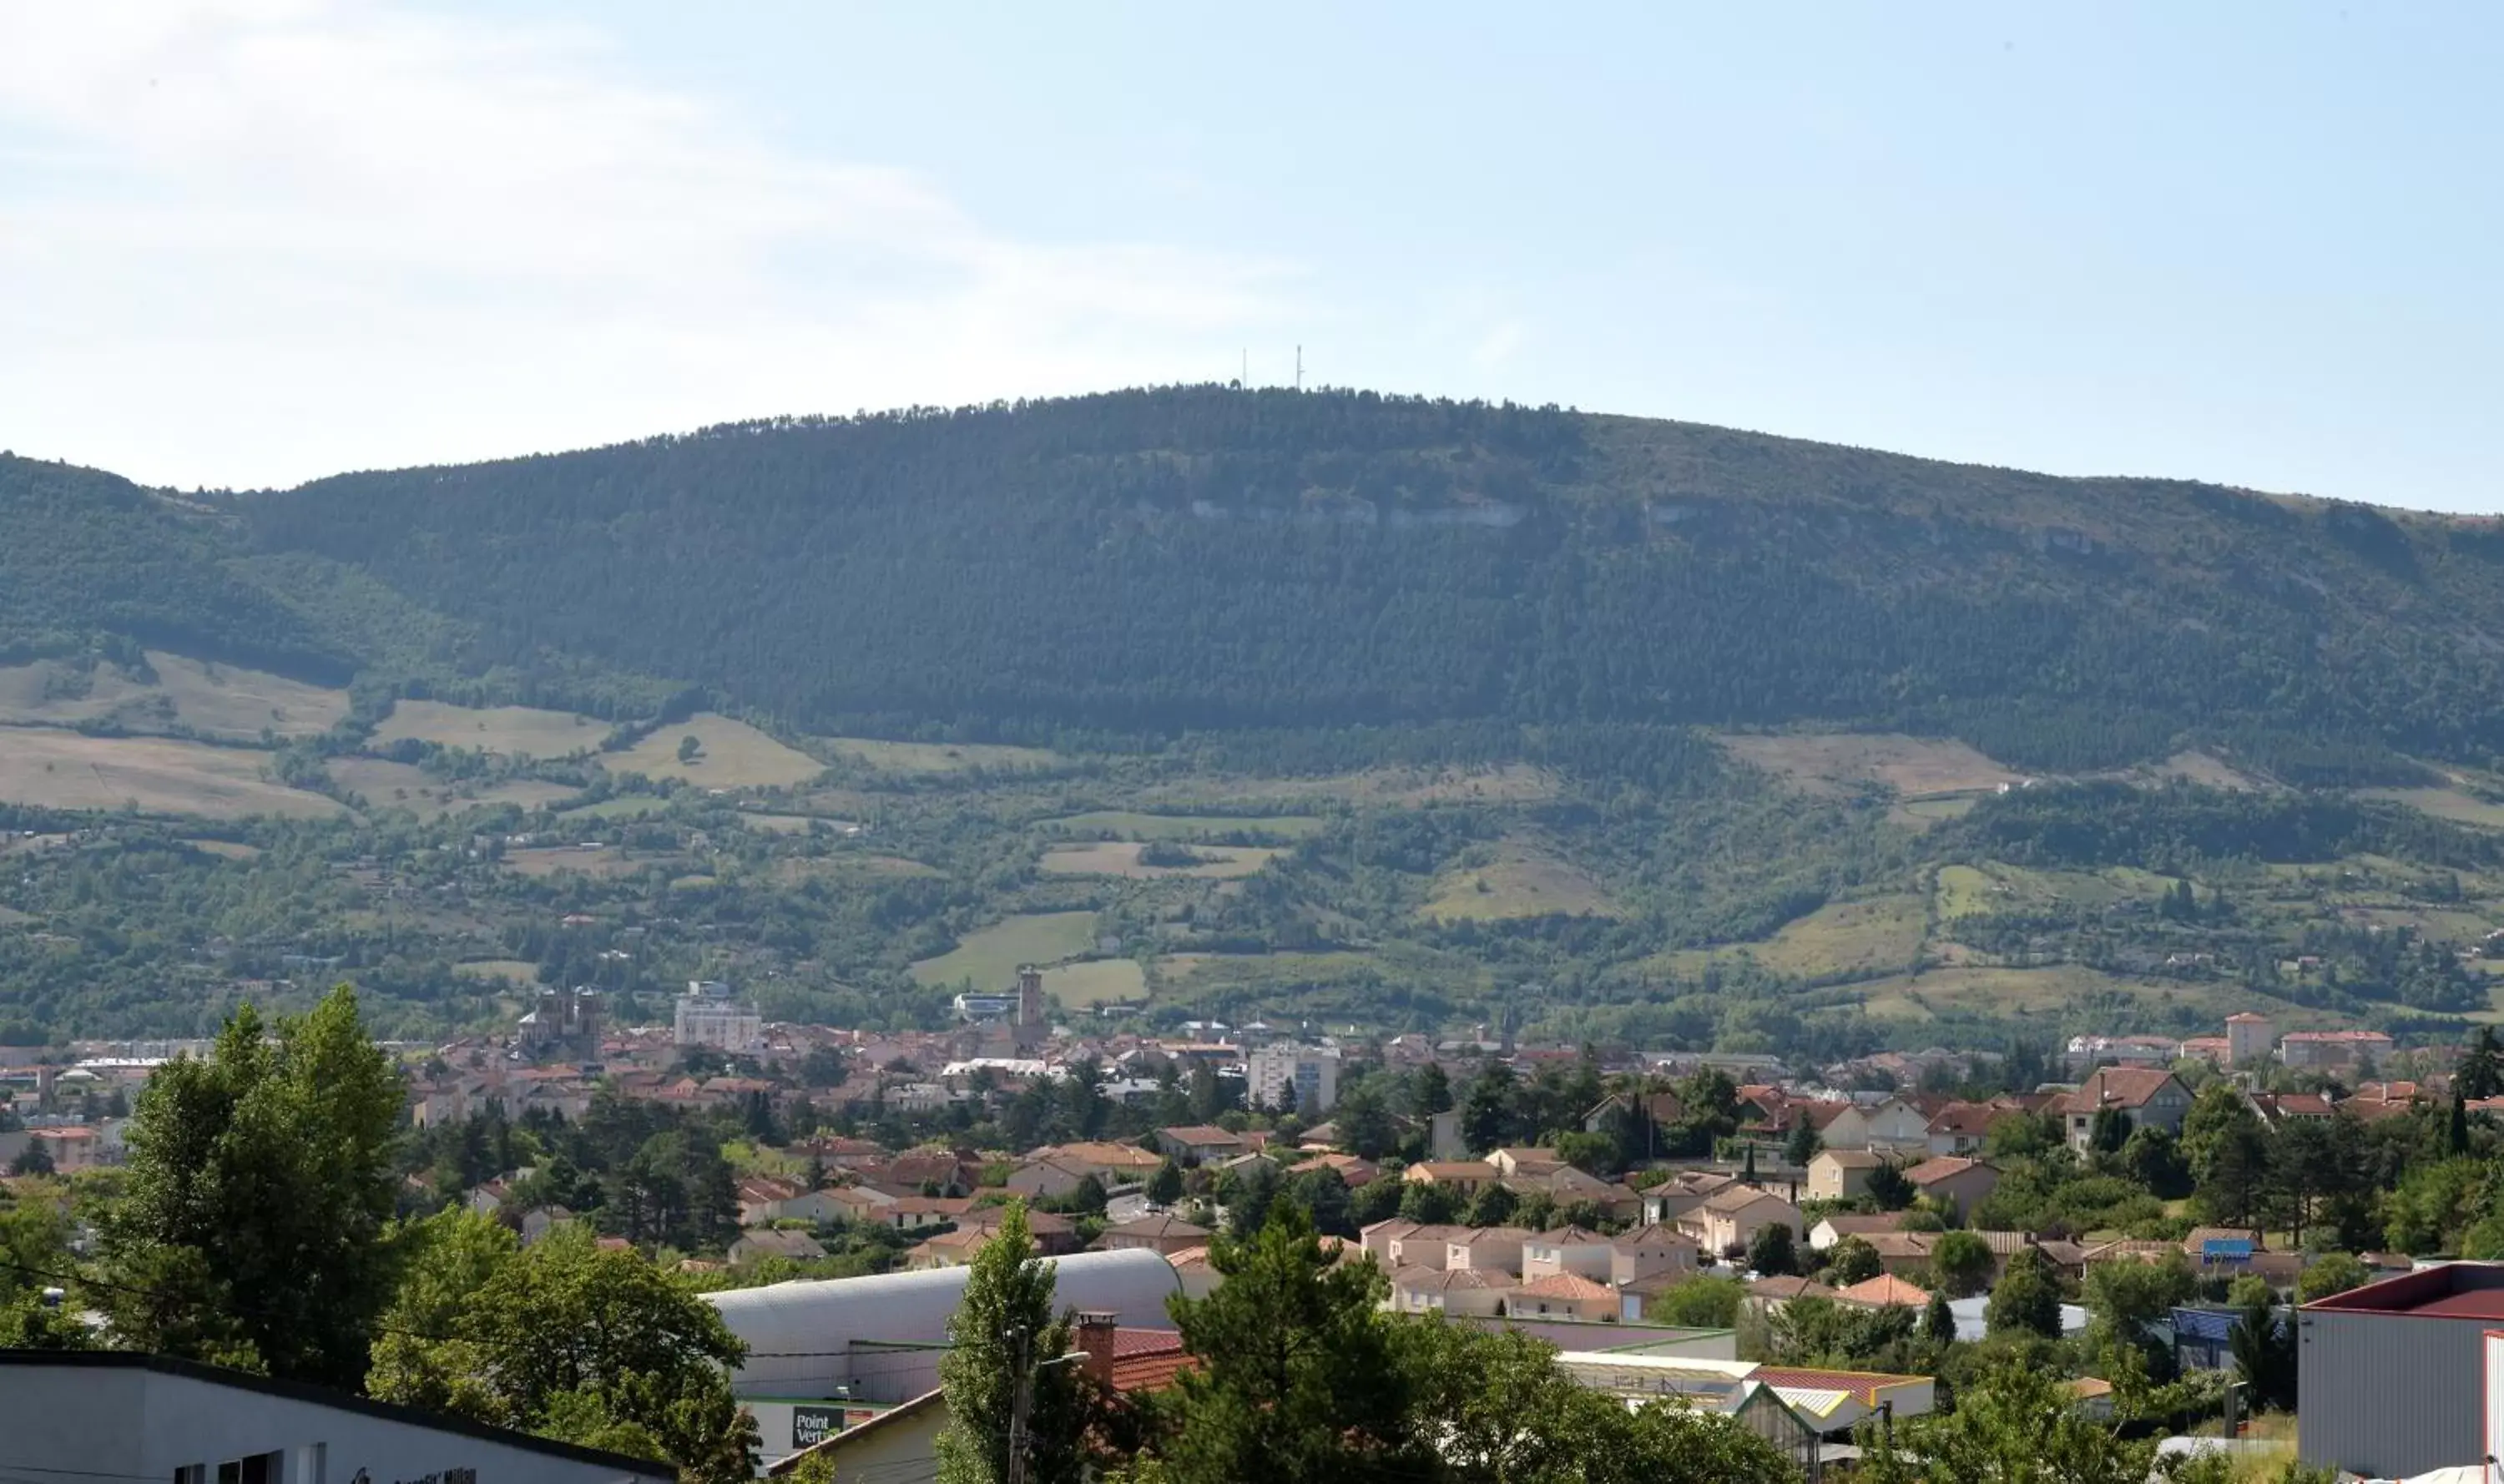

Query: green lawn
911 911 1102 989
1040 810 1325 841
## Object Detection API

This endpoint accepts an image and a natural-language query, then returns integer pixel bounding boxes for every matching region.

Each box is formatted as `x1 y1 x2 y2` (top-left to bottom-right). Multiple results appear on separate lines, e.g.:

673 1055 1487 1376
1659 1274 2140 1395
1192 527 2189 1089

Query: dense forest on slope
0 458 349 680
201 387 2504 780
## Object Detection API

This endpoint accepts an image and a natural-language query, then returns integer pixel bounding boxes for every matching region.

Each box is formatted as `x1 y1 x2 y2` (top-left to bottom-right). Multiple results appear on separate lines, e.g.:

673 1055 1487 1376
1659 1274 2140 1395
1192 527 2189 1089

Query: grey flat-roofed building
2298 1261 2504 1478
0 1349 675 1484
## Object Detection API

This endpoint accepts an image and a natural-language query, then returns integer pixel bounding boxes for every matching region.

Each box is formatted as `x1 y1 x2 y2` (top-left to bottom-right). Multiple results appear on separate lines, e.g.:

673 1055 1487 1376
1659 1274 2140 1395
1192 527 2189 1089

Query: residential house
1384 1223 1474 1272
516 1205 574 1247
1521 1226 1616 1283
729 1229 827 1266
1805 1149 1888 1204
1003 1157 1097 1202
1043 1140 1168 1182
1809 1213 1910 1251
1679 1186 1805 1257
737 1175 806 1228
825 1185 897 1224
1820 1097 1932 1153
1097 1213 1210 1257
1864 1232 1938 1278
1515 1272 1619 1322
1488 1147 1565 1179
1154 1126 1245 1164
1610 1224 1701 1285
2245 1092 2336 1128
1642 1170 1738 1227
1836 1274 1933 1310
1287 1153 1380 1188
958 1205 1082 1256
2057 1068 2194 1152
1404 1160 1500 1198
1745 1275 1842 1311
1924 1101 2019 1157
1446 1227 1534 1276
1903 1157 2000 1220
1391 1265 1515 1318
876 1196 972 1232
1583 1089 1683 1140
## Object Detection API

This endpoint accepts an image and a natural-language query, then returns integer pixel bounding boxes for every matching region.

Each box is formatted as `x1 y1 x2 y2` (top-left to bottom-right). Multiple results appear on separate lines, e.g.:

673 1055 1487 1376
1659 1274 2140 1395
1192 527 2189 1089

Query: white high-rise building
1249 1043 1341 1114
674 980 763 1054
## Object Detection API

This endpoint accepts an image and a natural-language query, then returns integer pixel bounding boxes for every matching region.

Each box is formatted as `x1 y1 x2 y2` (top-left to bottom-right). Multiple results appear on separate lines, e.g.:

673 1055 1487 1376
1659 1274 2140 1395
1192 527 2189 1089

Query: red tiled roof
1837 1274 1933 1308
1517 1272 1615 1300
1905 1156 1994 1187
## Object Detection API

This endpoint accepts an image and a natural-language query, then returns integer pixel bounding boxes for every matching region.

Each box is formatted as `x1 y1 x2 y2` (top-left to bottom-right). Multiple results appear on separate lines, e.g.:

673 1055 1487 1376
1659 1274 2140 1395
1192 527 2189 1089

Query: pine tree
1161 1201 1418 1484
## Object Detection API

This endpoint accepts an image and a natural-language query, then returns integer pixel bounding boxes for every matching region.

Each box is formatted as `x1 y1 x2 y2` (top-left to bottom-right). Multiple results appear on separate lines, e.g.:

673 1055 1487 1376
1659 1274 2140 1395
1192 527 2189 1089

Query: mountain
219 387 2504 782
0 457 351 683
11 389 2504 1048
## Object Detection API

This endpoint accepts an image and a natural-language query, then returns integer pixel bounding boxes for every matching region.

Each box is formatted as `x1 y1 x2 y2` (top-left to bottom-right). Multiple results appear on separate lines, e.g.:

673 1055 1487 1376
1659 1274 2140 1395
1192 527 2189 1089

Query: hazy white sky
3 2 2500 508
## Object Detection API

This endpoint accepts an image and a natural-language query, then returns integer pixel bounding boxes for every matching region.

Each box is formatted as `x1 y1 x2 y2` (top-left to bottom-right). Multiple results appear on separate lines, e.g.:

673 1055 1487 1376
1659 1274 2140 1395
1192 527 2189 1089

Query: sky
2 3 2499 508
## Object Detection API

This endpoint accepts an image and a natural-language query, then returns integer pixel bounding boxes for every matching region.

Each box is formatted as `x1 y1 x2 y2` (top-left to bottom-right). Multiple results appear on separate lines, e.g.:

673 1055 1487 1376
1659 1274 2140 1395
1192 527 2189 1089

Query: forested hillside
18 391 2504 1048
0 457 349 681
229 388 2504 780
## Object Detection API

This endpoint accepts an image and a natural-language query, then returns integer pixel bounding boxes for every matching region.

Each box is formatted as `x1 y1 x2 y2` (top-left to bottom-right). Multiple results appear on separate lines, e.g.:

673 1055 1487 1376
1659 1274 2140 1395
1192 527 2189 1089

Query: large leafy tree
1400 1322 1792 1484
98 987 403 1386
367 1212 755 1481
1856 1362 2190 1484
936 1203 1088 1484
1984 1248 2063 1339
1159 1201 1420 1484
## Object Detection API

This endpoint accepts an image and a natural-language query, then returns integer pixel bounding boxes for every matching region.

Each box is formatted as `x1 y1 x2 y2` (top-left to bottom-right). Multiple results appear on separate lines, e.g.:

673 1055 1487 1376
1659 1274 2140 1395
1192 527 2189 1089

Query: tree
1147 1158 1185 1207
1745 1221 1796 1278
1462 1063 1517 1154
2118 1127 2190 1199
99 988 405 1387
2082 1254 2196 1365
2461 1027 2504 1101
1334 1086 1397 1160
1783 1119 1821 1169
6 1140 51 1177
676 734 702 764
2194 1116 2272 1229
2088 1106 2132 1157
1286 1167 1355 1239
1400 1322 1792 1484
936 1204 1087 1484
1648 1275 1745 1329
1464 1181 1521 1229
1866 1161 1915 1212
1825 1235 1883 1286
1350 1171 1406 1227
1399 1179 1462 1224
1922 1290 1957 1347
368 1214 756 1480
1411 1063 1454 1120
2229 1293 2296 1413
2296 1251 2370 1305
1159 1201 1417 1484
1985 1248 2062 1339
1220 1159 1282 1240
1929 1230 1996 1299
1856 1361 2161 1484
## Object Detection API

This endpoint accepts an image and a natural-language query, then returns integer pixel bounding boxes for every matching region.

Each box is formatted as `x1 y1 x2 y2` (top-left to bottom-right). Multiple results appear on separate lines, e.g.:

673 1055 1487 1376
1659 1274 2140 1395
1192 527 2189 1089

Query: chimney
1074 1310 1118 1387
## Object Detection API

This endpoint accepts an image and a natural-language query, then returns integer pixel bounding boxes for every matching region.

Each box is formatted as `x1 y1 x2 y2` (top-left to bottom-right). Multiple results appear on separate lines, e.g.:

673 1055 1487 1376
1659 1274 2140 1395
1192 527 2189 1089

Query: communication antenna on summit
1240 348 1249 389
1295 345 1304 391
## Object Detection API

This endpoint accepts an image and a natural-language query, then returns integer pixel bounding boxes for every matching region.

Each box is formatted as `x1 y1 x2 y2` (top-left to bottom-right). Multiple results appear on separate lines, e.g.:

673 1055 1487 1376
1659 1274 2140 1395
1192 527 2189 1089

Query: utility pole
1005 1324 1032 1484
